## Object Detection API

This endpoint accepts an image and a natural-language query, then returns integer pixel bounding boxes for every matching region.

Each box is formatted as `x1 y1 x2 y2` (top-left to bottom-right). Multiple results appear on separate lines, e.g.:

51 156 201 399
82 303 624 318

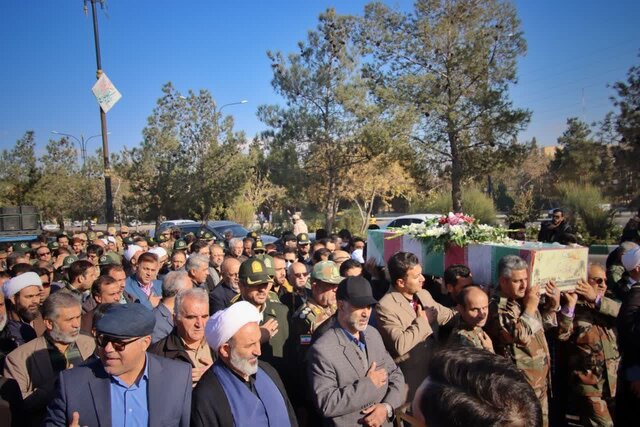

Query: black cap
96 304 156 339
337 276 377 307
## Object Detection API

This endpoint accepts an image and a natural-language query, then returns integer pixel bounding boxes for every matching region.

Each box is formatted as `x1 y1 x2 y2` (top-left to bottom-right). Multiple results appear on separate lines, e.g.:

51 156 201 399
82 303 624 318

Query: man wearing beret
44 303 192 426
4 272 45 346
4 291 94 426
308 276 405 426
191 301 297 427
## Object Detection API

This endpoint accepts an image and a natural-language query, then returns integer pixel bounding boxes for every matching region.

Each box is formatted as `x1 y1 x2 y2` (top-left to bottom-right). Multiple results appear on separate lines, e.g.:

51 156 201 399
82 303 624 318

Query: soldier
557 264 620 427
290 261 342 356
485 255 562 427
448 285 494 353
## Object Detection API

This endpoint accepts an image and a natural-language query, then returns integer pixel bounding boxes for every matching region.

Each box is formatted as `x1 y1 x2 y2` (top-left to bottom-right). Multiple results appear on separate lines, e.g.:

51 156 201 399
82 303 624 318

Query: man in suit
308 276 405 426
191 301 297 427
124 252 162 309
375 252 456 400
43 303 192 426
4 291 95 426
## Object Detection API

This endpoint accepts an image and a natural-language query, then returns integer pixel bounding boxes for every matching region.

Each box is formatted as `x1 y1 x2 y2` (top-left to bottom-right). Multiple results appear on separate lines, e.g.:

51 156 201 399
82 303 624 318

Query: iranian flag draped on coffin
366 229 588 291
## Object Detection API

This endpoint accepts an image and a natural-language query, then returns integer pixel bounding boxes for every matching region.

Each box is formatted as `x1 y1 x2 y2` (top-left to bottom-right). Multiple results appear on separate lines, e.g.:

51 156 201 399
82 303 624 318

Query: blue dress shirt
110 356 150 427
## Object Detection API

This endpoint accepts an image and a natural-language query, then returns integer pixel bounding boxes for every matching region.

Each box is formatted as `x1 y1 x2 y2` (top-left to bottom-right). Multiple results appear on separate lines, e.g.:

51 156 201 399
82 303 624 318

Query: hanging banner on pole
91 73 122 113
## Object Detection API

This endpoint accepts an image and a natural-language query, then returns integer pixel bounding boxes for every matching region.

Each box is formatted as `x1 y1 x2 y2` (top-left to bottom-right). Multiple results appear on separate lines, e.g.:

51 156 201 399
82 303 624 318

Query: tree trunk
449 133 463 212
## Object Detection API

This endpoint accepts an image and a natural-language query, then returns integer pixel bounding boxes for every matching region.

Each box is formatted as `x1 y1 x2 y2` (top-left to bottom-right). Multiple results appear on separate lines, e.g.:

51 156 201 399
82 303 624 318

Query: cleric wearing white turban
192 301 298 427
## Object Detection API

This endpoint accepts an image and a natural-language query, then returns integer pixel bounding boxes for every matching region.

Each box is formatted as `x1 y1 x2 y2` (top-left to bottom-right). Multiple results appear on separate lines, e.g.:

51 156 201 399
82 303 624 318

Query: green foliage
0 131 39 206
549 118 607 185
227 201 255 228
410 187 497 225
360 0 531 211
333 208 365 236
554 182 618 243
122 82 251 222
508 187 540 224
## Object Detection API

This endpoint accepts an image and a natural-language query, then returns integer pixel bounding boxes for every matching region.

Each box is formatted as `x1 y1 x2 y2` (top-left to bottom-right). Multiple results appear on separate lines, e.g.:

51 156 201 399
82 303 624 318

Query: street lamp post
85 0 114 225
50 131 106 171
219 100 248 114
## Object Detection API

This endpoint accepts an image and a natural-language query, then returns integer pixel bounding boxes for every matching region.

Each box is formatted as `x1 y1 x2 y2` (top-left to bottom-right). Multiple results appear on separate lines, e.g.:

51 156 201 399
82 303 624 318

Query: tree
340 156 415 234
360 0 531 212
0 131 39 206
258 9 398 230
123 83 250 223
606 58 640 204
550 118 605 185
28 137 78 227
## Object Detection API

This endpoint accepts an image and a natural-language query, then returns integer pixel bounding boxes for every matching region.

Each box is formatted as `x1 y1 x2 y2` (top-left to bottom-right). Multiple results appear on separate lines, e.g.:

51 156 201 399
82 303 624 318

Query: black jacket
618 283 640 372
537 220 572 243
190 360 298 427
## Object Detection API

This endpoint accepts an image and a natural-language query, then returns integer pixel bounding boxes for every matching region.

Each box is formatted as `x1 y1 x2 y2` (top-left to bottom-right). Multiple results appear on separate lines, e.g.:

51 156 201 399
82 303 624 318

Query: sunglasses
589 277 605 285
41 281 51 288
96 335 140 351
37 251 51 257
293 272 309 278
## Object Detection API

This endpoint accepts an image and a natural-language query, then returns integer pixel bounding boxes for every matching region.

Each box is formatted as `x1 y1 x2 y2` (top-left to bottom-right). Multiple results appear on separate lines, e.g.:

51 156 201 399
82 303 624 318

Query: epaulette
267 291 280 303
230 294 241 304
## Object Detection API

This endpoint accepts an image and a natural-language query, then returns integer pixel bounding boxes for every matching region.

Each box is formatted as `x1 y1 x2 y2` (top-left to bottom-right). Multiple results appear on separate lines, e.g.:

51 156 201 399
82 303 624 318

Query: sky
1 0 639 159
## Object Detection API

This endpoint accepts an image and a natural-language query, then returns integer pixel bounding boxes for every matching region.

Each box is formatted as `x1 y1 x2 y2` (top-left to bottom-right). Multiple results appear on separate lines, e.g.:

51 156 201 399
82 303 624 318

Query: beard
49 322 80 344
17 304 40 322
229 347 258 377
0 312 6 331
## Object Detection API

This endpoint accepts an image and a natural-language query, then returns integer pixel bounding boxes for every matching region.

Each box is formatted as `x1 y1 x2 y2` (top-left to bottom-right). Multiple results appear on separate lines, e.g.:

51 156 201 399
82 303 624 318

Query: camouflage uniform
486 292 557 427
448 324 494 353
558 297 620 427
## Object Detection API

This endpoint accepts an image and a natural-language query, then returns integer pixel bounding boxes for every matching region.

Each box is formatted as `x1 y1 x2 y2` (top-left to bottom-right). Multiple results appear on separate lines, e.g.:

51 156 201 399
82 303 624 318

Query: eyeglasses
293 272 309 278
41 281 51 288
589 277 605 285
96 335 140 351
37 251 51 257
121 232 129 235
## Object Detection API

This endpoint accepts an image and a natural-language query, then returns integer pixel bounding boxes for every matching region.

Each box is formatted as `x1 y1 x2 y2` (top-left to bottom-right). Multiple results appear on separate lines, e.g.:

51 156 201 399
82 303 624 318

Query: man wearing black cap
307 276 405 427
44 303 192 426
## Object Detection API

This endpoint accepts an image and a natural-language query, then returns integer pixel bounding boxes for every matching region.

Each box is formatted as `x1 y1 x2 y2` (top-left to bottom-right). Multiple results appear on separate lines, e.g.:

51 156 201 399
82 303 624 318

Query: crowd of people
0 211 638 427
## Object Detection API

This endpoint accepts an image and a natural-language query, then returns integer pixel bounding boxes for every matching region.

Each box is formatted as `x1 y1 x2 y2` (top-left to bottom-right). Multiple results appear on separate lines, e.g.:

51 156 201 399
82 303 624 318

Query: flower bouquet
387 212 512 252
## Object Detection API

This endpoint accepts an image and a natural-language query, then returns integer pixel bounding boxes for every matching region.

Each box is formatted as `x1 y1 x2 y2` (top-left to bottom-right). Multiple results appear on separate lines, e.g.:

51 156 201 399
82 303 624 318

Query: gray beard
230 348 258 377
49 324 80 345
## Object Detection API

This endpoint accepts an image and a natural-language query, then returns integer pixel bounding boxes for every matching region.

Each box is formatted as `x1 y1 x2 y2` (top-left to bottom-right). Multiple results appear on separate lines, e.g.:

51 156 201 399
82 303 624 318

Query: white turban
622 245 640 272
205 301 261 352
4 272 42 298
124 245 143 262
149 247 167 259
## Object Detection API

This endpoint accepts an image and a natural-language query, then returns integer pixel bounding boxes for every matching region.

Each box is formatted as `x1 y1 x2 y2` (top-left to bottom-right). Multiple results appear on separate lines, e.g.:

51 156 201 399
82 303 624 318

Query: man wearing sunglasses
44 303 192 427
557 264 620 427
538 208 572 243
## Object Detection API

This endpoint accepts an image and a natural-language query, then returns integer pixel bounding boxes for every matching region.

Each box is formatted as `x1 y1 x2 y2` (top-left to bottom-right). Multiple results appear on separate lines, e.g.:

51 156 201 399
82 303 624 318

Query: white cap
124 245 143 262
351 248 365 264
205 301 261 352
622 245 640 272
148 247 167 259
4 272 42 298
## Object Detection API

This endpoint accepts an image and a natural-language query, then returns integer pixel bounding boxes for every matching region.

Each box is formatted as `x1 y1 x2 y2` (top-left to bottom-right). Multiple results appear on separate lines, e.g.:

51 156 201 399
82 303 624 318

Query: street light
219 100 248 113
51 131 109 171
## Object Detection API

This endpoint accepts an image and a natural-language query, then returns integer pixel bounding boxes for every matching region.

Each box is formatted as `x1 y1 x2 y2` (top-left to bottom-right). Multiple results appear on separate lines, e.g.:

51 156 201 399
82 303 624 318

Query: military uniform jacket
486 294 556 392
231 292 289 363
557 297 620 397
448 324 494 353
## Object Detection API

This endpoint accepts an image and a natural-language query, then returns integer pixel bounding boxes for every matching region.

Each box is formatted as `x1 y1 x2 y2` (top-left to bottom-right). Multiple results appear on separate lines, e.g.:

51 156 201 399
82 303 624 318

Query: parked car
385 214 441 229
158 219 277 244
72 220 83 227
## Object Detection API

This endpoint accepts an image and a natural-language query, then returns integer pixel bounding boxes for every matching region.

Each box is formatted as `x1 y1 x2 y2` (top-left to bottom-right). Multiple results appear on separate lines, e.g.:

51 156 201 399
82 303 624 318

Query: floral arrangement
387 212 512 252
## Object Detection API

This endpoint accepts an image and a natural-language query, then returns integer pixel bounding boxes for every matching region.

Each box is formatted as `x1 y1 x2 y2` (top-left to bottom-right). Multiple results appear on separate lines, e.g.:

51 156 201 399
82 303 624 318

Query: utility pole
86 0 114 225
